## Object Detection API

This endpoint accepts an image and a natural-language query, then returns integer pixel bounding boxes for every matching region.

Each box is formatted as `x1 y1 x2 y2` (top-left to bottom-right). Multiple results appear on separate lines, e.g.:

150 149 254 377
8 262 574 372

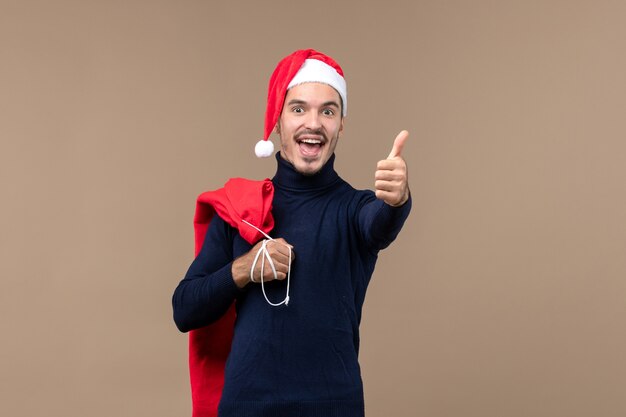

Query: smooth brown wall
2 1 625 416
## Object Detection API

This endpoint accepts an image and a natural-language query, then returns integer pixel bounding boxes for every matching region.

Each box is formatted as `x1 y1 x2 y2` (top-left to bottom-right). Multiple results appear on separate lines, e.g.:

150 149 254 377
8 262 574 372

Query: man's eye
322 109 335 116
292 107 304 113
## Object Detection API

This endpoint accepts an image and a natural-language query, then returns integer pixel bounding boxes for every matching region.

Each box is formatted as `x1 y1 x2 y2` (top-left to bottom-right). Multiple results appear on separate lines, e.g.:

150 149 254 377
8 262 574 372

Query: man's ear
339 117 345 136
275 121 281 135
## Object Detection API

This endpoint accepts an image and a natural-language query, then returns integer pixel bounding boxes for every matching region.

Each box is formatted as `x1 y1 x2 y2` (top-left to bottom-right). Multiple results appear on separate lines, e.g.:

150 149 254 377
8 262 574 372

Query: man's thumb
387 130 409 159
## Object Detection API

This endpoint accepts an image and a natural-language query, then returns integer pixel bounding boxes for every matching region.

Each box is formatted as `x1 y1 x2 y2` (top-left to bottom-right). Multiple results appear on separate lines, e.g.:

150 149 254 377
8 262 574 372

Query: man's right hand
231 238 294 289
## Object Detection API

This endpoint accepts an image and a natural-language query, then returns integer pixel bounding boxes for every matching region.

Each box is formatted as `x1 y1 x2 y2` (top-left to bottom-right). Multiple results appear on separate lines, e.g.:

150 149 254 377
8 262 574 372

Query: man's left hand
375 130 410 207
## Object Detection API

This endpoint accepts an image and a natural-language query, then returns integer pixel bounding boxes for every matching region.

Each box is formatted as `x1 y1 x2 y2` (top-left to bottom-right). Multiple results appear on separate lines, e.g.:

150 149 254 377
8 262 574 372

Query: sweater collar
272 152 340 190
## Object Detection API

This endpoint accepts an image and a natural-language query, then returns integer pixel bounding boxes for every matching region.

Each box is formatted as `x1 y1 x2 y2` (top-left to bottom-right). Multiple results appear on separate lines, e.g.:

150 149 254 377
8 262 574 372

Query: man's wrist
389 188 410 207
231 257 251 289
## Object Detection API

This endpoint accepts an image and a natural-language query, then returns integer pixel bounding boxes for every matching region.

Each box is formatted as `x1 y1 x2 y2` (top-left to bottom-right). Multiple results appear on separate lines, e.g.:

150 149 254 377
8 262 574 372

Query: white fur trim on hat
287 59 347 116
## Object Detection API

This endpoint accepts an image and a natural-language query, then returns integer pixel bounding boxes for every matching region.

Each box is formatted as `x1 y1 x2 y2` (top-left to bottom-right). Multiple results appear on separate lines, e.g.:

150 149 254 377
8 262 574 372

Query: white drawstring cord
241 219 291 306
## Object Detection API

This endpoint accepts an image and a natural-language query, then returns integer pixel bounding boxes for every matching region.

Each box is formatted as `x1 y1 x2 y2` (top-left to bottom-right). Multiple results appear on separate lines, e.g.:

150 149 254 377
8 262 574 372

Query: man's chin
294 159 322 176
280 151 326 176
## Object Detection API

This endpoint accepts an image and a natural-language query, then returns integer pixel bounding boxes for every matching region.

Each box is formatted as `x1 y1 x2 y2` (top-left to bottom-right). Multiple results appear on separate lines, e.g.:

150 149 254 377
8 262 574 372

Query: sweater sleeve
172 215 242 332
356 191 412 252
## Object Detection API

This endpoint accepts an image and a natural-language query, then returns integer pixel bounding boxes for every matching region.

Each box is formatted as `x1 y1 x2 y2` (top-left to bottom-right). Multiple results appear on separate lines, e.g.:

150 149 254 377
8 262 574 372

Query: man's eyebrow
286 99 340 108
286 99 307 106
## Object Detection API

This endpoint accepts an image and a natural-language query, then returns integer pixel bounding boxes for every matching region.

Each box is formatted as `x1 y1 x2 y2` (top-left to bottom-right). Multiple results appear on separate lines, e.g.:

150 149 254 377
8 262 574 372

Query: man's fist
374 130 410 207
232 238 294 288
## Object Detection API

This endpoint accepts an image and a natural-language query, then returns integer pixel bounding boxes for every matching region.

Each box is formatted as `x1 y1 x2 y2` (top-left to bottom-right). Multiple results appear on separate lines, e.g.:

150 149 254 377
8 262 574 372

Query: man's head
276 81 344 175
255 49 347 175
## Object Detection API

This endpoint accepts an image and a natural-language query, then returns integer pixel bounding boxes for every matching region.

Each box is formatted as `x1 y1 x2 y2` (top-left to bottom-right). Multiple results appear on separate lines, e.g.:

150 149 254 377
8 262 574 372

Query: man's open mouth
296 137 325 156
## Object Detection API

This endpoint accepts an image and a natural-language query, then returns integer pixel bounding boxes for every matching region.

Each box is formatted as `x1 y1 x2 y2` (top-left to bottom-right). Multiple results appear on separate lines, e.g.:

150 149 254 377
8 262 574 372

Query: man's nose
304 111 322 130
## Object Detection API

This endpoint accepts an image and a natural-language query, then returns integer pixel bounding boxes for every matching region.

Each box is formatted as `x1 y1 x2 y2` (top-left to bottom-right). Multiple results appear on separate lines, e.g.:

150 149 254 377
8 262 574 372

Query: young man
173 49 411 417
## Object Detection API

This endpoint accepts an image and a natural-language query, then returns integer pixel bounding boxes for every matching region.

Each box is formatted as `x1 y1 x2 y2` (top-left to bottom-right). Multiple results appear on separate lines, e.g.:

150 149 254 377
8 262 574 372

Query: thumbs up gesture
375 130 410 207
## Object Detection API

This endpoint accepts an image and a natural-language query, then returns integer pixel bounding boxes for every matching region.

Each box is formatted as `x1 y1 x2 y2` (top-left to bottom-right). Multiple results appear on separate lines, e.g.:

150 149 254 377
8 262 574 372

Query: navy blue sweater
173 153 411 417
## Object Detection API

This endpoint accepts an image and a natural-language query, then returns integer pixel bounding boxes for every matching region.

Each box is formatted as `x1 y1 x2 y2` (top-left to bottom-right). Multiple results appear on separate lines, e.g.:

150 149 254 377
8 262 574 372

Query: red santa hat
255 49 347 157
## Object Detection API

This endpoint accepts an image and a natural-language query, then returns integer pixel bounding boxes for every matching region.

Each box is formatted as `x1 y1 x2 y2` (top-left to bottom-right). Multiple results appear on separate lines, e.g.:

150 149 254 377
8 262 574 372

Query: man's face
277 82 344 176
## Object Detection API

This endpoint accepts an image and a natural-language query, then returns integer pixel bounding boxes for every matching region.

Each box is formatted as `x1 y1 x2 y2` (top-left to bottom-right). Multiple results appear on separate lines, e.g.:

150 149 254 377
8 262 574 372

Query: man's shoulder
338 178 376 200
329 179 378 211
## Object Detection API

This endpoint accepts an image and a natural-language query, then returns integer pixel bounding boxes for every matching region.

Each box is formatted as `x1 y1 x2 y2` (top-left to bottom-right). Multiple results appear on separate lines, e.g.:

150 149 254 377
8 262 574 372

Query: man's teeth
300 139 321 144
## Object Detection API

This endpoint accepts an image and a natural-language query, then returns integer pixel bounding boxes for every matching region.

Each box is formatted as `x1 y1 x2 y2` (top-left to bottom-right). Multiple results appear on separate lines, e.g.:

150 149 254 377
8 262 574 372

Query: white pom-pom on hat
255 139 275 158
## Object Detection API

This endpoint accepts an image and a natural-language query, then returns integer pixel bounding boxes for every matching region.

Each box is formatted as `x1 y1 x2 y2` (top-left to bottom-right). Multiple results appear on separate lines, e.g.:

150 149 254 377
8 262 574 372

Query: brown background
1 1 625 416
